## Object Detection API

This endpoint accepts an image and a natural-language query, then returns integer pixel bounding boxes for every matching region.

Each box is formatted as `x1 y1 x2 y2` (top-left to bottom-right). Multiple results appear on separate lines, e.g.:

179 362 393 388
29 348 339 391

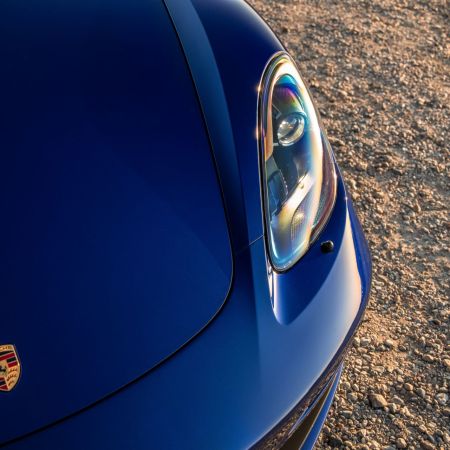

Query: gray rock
369 394 388 409
416 387 426 398
435 393 448 405
341 409 353 418
327 435 343 447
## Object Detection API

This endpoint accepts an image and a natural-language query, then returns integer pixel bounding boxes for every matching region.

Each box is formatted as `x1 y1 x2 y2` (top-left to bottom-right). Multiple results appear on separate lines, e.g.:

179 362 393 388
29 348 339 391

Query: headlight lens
259 54 337 271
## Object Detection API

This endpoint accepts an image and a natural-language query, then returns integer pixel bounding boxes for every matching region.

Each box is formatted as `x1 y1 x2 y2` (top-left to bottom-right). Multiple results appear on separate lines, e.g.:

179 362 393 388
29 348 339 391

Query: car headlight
259 53 337 271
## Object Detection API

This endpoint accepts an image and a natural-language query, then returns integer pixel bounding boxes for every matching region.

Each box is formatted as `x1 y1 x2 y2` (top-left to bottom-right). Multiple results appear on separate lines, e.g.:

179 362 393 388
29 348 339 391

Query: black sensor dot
320 240 335 253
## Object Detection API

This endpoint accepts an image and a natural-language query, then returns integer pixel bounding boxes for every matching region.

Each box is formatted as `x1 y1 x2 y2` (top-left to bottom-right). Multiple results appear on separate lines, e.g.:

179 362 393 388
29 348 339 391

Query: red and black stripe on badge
0 377 7 391
0 350 18 368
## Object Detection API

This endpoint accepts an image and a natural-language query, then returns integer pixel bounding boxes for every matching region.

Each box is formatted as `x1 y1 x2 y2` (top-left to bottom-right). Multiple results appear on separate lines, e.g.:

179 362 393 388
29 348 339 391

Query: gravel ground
247 1 449 449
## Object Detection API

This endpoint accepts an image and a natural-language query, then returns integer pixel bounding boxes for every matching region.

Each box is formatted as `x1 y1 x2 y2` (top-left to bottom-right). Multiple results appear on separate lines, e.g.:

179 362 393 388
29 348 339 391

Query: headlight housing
259 53 337 271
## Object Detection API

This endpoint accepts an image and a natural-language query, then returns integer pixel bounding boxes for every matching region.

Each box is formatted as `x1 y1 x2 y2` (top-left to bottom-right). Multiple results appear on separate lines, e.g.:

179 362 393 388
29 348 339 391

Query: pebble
420 440 435 450
416 387 426 398
435 393 448 405
388 403 399 413
369 394 388 409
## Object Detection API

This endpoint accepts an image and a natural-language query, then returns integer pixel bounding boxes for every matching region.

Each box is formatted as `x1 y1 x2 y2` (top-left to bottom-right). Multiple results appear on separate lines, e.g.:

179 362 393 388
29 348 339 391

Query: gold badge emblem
0 345 21 392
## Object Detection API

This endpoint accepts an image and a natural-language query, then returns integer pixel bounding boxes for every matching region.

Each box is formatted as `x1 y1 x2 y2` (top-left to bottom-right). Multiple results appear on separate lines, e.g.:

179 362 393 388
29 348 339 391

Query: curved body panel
3 179 371 449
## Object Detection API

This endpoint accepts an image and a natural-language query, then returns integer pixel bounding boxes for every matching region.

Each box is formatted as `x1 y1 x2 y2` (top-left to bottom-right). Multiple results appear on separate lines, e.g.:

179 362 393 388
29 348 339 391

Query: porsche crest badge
0 345 21 392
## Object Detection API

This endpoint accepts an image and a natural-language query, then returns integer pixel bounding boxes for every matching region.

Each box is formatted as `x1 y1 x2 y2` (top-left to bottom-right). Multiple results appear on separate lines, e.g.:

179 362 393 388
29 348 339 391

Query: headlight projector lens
277 112 307 147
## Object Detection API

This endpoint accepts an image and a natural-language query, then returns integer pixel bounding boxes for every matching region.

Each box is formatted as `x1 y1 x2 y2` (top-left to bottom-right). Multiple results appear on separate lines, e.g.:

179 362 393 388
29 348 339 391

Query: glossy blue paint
0 0 232 443
0 0 372 448
4 176 370 449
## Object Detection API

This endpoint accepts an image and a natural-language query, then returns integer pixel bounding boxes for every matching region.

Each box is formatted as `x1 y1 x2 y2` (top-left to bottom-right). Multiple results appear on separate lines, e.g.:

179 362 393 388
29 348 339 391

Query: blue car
0 0 371 448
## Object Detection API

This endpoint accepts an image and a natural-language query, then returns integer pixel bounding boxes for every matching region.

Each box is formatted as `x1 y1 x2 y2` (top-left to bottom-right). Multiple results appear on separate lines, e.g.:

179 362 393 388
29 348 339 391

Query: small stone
369 393 388 408
420 440 434 450
395 437 407 448
328 435 343 447
384 339 394 348
404 383 413 392
360 337 371 347
416 387 426 398
388 403 399 413
342 381 351 391
401 406 413 418
435 393 448 405
372 365 385 374
341 409 353 418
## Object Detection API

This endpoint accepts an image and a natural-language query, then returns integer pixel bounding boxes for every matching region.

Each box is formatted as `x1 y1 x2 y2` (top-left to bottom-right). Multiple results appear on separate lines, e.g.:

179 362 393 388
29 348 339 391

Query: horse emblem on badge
0 345 21 392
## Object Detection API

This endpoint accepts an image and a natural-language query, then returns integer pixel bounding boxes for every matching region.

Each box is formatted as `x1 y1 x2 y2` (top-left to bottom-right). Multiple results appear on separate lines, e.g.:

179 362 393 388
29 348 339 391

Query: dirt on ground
247 1 449 449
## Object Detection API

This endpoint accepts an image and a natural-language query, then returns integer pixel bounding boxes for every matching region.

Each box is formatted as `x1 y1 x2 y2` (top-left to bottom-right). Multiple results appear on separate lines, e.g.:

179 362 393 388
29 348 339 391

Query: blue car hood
0 0 231 443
